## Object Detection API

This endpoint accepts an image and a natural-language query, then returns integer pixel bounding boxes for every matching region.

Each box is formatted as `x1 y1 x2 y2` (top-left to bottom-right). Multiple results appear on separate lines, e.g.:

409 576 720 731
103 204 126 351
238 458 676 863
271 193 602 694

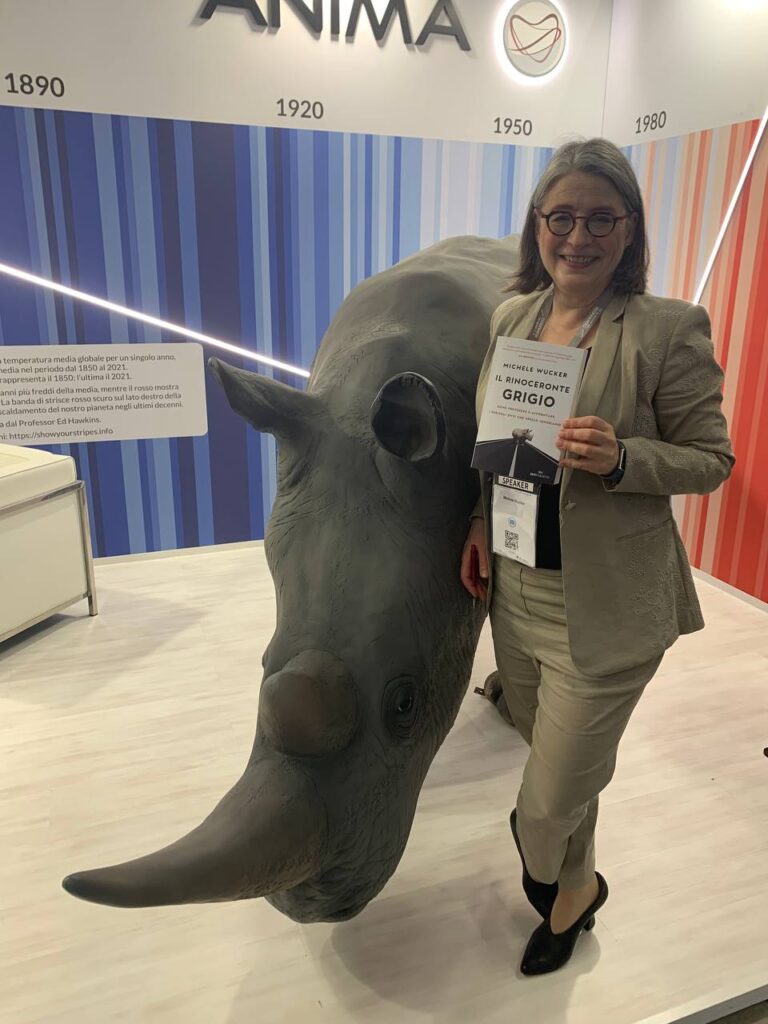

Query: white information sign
0 344 207 446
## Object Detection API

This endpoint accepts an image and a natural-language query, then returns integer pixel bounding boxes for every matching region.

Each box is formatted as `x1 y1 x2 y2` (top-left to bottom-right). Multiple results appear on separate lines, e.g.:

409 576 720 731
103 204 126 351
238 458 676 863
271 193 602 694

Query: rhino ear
208 358 322 439
370 373 446 462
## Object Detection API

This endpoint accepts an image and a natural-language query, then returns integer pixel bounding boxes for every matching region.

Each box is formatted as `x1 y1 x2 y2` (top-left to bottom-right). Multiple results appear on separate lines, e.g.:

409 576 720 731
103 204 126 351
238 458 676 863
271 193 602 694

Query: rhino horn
62 755 326 908
208 357 323 439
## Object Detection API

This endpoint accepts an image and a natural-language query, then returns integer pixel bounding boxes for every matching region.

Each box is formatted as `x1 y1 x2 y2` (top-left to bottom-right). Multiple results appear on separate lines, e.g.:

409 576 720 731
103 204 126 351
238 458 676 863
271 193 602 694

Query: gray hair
507 138 649 294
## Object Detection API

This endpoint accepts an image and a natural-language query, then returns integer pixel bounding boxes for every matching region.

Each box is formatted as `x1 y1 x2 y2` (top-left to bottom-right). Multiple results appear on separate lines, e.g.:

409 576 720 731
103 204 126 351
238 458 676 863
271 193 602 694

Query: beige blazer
474 289 735 677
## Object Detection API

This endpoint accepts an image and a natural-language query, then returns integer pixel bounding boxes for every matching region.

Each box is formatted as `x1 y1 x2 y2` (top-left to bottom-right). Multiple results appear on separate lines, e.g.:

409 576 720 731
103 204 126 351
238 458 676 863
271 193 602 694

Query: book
471 335 589 485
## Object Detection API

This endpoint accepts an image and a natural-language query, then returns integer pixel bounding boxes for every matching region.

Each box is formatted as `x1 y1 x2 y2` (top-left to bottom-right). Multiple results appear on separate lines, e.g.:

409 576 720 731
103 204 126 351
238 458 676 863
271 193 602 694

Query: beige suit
474 289 735 890
474 288 735 678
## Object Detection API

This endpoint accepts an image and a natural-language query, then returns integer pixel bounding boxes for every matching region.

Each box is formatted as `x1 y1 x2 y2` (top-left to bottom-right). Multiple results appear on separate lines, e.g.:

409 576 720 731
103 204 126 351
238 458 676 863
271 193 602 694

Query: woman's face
534 171 637 302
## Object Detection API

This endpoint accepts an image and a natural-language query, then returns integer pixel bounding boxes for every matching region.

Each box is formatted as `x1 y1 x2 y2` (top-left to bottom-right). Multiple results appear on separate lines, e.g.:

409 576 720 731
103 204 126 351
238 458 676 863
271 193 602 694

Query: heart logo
503 1 566 78
509 13 562 64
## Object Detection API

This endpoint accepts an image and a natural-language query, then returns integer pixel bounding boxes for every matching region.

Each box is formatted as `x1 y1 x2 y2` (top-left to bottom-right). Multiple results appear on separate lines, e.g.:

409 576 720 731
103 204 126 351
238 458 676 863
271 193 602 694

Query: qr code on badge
504 530 519 552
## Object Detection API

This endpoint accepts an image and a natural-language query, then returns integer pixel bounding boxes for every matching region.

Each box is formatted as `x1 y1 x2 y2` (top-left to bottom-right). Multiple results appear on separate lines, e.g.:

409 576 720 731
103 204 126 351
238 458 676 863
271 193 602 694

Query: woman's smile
559 254 599 269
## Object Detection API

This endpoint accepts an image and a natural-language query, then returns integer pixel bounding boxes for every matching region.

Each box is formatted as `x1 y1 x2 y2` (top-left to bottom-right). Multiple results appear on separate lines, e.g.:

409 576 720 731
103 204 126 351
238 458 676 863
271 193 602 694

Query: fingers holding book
557 416 620 476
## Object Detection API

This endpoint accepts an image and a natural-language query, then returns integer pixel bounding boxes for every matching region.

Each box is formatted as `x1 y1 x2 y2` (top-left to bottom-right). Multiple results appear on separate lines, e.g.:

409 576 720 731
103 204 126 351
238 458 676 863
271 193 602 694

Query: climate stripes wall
680 127 767 600
0 105 553 556
630 119 767 602
0 104 765 601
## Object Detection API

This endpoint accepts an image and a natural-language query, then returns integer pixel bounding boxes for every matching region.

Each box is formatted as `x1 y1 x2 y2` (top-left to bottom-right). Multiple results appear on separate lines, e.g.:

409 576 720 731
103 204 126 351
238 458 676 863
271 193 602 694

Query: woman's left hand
556 416 620 476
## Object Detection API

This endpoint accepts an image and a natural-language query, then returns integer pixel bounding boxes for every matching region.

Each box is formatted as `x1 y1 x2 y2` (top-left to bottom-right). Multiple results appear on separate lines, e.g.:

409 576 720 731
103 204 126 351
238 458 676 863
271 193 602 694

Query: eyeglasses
536 209 630 238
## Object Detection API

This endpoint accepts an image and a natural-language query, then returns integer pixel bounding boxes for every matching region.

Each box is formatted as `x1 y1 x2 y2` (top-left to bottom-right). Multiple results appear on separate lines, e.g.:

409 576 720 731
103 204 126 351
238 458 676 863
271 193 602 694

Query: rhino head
62 353 485 922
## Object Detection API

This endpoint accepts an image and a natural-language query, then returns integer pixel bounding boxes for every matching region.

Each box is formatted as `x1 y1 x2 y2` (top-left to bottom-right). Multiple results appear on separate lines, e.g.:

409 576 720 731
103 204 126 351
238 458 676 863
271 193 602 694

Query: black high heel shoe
510 809 559 919
520 871 609 977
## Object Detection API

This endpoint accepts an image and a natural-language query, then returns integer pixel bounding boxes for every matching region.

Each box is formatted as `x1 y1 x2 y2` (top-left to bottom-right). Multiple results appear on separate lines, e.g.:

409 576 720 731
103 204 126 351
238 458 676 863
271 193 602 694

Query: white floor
1 544 767 1024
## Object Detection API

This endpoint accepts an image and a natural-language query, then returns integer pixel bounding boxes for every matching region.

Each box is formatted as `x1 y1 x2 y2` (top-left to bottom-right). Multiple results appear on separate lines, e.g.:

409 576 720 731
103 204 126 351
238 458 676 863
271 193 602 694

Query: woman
460 138 734 977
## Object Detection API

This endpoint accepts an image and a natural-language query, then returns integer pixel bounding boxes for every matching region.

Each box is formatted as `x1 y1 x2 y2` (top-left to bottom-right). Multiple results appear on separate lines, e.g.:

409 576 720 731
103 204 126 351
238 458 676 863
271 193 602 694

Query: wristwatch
601 440 626 487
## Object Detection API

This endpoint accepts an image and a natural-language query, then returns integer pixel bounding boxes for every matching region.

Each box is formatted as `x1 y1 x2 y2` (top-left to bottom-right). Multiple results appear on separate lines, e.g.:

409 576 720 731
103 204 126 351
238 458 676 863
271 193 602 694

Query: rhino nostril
259 650 359 757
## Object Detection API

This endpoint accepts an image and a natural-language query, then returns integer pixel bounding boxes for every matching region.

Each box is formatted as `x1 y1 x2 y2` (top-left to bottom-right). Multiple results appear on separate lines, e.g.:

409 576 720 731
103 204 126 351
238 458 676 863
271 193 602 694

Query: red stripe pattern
640 120 767 601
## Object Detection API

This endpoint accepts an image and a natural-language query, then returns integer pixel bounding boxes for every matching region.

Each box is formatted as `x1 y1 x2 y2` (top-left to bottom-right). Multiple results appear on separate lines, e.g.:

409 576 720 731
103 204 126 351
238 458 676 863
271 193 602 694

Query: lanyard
530 287 613 346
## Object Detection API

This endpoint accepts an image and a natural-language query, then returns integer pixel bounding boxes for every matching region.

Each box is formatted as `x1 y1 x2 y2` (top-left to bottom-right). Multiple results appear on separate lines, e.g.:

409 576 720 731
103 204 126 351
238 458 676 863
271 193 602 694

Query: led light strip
692 104 768 305
0 260 311 380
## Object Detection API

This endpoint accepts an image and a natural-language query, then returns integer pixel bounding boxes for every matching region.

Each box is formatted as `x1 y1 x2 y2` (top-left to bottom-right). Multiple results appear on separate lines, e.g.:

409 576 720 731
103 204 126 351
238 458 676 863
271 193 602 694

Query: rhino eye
383 678 420 741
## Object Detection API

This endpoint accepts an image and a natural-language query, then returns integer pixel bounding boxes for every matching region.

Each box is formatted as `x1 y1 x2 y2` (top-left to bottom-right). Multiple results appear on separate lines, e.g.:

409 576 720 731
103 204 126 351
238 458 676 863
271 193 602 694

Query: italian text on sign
0 344 207 445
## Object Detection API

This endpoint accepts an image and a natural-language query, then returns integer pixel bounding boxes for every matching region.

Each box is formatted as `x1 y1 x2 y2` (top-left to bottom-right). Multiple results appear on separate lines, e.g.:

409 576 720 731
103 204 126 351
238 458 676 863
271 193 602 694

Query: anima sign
2 0 612 144
1 0 759 145
197 0 472 50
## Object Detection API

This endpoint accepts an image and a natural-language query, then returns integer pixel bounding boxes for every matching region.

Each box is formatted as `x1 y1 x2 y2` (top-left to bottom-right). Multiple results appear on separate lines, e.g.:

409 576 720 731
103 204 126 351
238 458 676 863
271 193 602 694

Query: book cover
471 335 589 485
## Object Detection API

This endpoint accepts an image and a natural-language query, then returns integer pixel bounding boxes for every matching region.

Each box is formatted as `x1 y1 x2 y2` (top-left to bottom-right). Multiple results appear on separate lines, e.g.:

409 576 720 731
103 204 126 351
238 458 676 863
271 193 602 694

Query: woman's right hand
460 517 489 599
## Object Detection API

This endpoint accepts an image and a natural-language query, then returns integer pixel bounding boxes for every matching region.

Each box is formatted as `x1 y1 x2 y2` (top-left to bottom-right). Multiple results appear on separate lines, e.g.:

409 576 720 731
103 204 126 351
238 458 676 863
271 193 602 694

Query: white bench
0 443 97 644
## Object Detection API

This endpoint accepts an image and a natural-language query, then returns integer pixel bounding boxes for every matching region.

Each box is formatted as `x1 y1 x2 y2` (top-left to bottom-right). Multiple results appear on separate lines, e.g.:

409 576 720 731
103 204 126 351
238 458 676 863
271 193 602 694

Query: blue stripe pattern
0 104 554 555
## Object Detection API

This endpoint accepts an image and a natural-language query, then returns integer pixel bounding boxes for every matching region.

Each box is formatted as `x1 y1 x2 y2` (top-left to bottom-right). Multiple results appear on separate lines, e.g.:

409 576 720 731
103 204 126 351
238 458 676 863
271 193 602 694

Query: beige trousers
490 555 662 890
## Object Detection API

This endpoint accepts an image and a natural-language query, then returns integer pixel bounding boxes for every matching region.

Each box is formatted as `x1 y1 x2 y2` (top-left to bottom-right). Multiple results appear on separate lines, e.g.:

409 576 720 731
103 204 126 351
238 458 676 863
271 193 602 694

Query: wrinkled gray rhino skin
62 235 519 922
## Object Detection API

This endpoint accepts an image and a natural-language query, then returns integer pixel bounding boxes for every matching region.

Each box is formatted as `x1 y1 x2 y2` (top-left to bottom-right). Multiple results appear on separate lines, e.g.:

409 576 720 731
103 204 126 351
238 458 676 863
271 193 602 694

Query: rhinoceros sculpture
62 234 519 922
